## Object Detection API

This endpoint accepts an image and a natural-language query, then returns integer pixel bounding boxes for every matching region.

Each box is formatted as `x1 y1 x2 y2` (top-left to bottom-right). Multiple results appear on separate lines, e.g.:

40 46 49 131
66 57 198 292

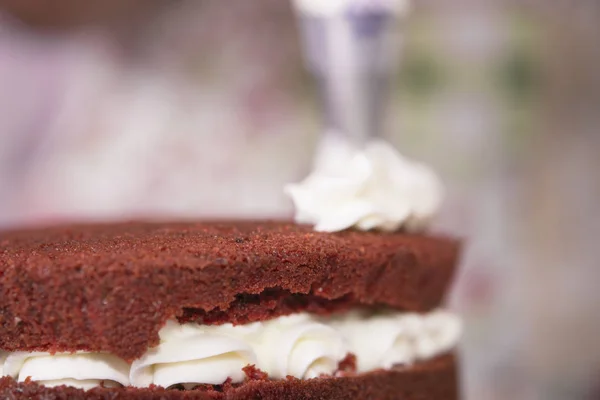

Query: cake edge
0 353 458 400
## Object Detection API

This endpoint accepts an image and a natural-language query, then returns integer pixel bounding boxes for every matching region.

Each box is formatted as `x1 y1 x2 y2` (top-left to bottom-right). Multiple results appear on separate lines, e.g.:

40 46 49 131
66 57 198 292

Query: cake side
0 221 460 361
0 354 458 400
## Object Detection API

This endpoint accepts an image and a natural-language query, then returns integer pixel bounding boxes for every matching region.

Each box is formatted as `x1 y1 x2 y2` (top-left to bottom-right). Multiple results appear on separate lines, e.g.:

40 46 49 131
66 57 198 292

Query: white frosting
328 310 462 372
254 314 348 379
130 320 257 388
285 137 444 232
1 310 460 390
294 0 409 17
0 351 7 376
3 352 130 390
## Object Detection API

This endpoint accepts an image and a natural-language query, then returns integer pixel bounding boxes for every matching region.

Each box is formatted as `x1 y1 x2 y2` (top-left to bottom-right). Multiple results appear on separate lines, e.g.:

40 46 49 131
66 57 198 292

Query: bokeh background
0 1 599 399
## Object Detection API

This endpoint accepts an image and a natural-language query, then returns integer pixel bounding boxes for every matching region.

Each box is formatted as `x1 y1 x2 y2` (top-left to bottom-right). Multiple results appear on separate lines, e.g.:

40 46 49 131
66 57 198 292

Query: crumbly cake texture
0 354 458 400
0 221 460 361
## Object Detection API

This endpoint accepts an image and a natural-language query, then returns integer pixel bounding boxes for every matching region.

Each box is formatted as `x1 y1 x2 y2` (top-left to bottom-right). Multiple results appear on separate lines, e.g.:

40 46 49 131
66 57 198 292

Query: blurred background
0 0 598 399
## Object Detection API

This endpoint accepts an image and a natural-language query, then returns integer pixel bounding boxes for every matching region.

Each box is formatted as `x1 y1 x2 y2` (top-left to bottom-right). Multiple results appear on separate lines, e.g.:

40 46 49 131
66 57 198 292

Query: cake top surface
0 220 456 273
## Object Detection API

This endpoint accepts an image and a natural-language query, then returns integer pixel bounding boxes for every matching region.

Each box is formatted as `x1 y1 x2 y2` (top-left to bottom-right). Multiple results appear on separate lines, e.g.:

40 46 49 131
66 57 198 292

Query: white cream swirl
130 320 257 388
0 351 7 376
329 310 462 372
2 352 130 389
294 0 409 17
255 314 348 379
285 137 443 233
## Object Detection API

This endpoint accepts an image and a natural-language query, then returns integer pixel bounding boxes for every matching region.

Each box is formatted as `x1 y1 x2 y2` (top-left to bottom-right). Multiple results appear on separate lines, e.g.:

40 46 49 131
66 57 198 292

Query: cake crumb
243 365 269 381
336 353 357 376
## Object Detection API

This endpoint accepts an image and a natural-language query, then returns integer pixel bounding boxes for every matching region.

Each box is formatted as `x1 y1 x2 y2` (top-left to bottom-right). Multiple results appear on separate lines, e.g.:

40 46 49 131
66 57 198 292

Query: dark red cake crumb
178 288 359 326
243 365 269 381
337 354 358 376
219 378 234 392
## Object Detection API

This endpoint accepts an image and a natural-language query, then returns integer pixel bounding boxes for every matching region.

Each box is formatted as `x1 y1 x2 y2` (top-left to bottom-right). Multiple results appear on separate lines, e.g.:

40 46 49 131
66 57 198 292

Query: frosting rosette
129 320 257 388
255 314 348 379
2 352 130 390
293 0 409 16
285 136 443 233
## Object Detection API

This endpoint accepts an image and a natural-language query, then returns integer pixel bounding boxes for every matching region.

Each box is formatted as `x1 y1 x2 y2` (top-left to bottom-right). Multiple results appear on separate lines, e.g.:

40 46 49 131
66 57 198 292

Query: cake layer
0 221 459 360
0 354 458 400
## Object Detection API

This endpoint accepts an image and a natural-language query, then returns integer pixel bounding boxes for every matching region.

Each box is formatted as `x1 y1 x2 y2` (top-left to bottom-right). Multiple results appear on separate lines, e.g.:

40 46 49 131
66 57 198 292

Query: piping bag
293 0 409 146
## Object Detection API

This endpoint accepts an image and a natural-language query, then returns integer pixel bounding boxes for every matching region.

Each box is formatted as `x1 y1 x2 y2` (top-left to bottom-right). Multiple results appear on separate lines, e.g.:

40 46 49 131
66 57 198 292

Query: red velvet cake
0 129 463 399
0 220 461 399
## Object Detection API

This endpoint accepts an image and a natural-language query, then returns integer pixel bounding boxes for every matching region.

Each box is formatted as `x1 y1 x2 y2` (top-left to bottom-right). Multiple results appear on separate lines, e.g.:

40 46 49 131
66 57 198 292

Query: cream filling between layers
0 351 7 377
0 310 461 390
3 352 130 389
130 320 258 388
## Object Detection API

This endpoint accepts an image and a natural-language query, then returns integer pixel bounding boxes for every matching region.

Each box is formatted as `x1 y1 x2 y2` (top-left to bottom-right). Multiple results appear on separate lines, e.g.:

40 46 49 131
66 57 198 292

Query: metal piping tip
294 0 409 145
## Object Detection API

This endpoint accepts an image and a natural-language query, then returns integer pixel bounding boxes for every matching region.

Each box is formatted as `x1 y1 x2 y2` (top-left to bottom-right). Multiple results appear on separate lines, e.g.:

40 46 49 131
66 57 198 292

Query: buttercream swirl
130 320 257 388
255 314 348 379
2 352 130 390
293 0 409 17
285 136 443 233
0 351 7 377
